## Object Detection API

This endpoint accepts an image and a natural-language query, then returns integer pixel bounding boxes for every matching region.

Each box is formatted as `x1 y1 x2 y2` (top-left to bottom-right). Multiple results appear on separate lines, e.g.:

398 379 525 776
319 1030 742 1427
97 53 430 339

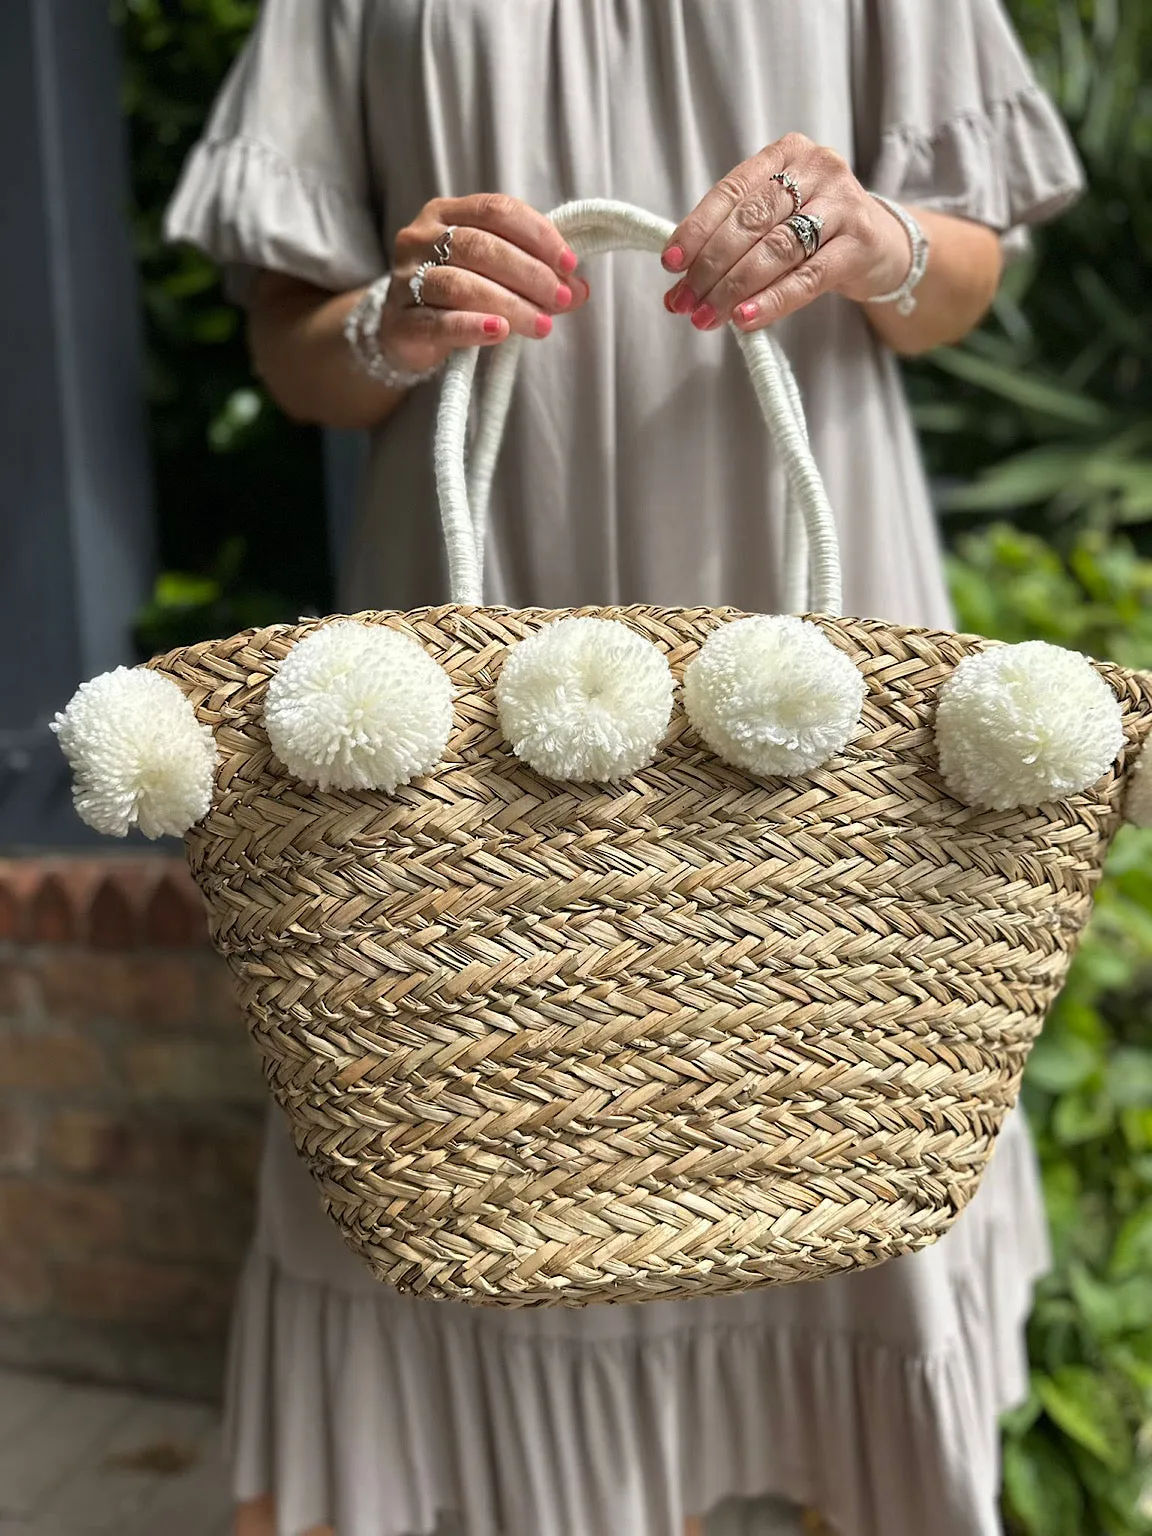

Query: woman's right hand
379 194 591 374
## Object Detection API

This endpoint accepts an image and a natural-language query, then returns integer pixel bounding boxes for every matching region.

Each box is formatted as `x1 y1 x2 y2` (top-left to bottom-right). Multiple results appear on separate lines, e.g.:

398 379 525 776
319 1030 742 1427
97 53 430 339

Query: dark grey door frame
0 0 154 849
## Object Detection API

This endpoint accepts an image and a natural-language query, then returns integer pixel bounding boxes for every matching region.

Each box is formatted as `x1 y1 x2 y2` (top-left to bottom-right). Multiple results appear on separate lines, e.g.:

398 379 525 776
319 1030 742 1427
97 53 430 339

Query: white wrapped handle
433 199 841 614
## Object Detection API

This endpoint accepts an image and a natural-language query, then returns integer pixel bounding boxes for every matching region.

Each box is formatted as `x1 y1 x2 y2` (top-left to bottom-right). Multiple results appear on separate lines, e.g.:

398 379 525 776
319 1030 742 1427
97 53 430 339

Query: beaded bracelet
865 195 930 317
343 273 443 389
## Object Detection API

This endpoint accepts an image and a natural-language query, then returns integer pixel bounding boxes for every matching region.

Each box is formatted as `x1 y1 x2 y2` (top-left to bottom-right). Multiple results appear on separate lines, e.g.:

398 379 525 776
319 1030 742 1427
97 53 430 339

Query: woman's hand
380 193 590 372
661 134 911 332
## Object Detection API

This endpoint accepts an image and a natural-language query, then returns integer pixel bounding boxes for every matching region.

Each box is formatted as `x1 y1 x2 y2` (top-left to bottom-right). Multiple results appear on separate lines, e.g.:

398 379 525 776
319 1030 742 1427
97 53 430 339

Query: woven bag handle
433 198 840 614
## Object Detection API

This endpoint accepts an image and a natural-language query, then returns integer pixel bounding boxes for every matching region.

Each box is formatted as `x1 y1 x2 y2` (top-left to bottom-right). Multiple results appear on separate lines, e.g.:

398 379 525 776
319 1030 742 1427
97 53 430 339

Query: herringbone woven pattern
152 605 1152 1305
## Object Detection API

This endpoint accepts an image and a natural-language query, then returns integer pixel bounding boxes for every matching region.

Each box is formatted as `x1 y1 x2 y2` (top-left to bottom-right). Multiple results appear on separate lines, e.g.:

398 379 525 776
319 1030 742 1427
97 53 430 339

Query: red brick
131 956 199 1027
29 876 76 945
0 881 21 942
122 1038 265 1103
55 1258 234 1335
145 875 208 948
0 1107 37 1173
40 952 135 1022
0 1029 106 1090
0 1248 51 1316
45 1111 261 1188
0 960 39 1018
0 1180 124 1254
89 879 138 950
38 952 197 1028
198 961 245 1029
129 1191 254 1265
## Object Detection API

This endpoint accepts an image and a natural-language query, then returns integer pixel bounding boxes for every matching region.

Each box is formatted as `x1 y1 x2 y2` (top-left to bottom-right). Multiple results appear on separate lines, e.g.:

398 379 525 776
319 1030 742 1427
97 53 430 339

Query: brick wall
0 856 265 1401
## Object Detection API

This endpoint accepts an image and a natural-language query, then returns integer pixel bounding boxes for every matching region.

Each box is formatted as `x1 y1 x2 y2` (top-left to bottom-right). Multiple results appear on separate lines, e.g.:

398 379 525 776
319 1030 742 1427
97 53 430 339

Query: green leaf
1002 1431 1085 1536
1113 1209 1152 1279
1002 1381 1044 1437
928 345 1115 429
1027 1032 1104 1094
1053 1087 1116 1146
152 572 219 610
1108 1049 1152 1109
1036 1367 1133 1472
1070 1264 1152 1340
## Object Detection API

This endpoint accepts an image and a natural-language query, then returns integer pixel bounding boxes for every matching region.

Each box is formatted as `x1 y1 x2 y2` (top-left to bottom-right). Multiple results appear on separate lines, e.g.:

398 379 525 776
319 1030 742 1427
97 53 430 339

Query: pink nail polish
556 283 573 309
535 313 553 338
559 247 578 275
483 316 502 336
673 286 697 316
663 245 685 272
691 303 717 330
739 301 759 323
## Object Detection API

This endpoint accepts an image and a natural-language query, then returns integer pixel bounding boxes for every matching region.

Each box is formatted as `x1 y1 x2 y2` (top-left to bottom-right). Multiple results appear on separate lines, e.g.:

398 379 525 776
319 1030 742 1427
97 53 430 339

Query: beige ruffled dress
165 3 1084 1533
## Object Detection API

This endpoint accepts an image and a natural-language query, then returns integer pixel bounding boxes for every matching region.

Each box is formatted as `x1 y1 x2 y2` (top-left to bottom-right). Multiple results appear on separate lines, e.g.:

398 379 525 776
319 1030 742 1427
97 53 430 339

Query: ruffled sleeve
163 0 384 298
853 0 1084 246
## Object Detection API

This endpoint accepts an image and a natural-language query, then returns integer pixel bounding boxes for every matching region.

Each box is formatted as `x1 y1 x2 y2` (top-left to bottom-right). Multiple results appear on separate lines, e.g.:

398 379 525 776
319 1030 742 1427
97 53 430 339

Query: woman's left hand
661 134 911 332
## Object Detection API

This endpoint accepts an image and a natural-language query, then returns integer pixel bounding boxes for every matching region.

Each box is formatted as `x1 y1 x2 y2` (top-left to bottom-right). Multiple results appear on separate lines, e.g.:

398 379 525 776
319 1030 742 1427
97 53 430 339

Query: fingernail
663 245 685 272
559 247 578 275
577 276 591 299
672 286 697 316
691 303 717 330
483 316 502 336
663 288 676 313
738 301 759 323
535 313 553 338
555 282 573 309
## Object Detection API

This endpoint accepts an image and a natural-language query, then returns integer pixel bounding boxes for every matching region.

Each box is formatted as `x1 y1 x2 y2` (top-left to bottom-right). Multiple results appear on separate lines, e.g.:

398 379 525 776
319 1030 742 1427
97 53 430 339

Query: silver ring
771 172 803 216
409 226 458 305
784 212 824 260
409 261 435 306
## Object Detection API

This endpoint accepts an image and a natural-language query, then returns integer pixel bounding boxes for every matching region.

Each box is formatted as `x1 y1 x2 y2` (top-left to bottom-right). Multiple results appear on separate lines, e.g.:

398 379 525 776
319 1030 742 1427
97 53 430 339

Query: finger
413 264 559 339
449 227 588 314
660 136 803 274
731 245 841 332
437 192 579 277
689 206 837 330
668 181 803 318
380 306 509 374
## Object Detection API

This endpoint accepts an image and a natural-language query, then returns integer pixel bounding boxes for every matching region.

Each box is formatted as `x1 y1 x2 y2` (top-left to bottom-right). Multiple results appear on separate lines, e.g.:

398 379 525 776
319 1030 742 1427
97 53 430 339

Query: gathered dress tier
165 3 1084 1533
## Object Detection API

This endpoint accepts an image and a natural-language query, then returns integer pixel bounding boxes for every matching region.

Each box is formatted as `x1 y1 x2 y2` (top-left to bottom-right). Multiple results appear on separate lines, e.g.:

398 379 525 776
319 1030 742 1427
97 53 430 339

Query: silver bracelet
343 273 443 388
865 195 930 317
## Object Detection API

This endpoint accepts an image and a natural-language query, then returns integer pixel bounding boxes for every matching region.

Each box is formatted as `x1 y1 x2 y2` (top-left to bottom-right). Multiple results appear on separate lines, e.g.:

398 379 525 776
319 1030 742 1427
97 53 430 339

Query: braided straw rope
154 607 1151 1305
151 203 1152 1304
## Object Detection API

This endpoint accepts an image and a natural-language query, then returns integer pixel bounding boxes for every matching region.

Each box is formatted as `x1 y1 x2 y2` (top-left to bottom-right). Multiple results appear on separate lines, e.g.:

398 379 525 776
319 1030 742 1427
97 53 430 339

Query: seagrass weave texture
152 604 1152 1306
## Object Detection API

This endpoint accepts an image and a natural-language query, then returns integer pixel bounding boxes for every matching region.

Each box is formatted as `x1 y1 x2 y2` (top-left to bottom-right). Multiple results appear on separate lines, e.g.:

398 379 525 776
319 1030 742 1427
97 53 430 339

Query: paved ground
0 1369 231 1535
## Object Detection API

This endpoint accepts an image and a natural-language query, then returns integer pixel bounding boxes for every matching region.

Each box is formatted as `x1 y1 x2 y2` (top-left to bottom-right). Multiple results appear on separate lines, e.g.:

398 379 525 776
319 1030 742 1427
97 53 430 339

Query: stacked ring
770 171 804 216
784 212 824 260
410 225 457 306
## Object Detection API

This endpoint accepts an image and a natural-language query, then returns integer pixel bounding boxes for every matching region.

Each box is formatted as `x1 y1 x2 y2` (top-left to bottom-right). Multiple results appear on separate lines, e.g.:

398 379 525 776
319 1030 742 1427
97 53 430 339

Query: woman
165 3 1083 1534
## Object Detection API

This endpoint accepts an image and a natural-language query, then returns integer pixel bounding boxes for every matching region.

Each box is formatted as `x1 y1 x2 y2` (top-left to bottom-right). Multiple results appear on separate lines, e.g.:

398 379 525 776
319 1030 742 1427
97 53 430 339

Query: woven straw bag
58 202 1152 1307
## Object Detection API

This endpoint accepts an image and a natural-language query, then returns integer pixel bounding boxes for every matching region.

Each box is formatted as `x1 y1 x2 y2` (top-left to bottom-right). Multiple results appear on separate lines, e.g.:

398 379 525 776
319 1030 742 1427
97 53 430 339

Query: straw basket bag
56 201 1152 1308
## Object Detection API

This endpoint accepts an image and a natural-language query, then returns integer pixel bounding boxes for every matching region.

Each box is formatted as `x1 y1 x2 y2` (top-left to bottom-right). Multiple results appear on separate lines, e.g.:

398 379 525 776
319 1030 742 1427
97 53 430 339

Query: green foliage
910 0 1152 549
114 0 329 651
948 526 1152 1536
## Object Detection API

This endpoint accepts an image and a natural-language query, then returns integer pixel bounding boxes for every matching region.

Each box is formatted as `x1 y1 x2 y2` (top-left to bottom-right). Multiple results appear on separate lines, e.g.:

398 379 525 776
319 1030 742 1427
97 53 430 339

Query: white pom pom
52 668 216 839
496 617 674 781
1125 737 1152 828
264 621 454 793
936 641 1123 811
682 615 865 777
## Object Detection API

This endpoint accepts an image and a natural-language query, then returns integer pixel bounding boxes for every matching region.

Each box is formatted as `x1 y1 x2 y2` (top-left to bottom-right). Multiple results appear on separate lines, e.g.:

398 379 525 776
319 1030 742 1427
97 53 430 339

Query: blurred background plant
949 526 1152 1536
907 0 1152 554
113 0 1152 1529
115 0 329 648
